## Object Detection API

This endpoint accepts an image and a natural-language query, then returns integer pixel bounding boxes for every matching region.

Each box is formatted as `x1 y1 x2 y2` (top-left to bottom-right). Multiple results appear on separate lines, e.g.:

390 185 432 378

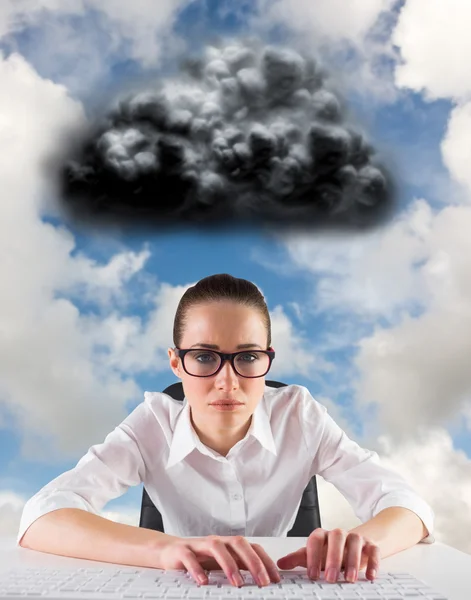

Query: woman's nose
215 360 239 387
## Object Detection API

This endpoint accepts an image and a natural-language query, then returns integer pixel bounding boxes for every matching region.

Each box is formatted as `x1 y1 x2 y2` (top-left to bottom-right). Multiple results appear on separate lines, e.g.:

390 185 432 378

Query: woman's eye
195 353 215 362
238 353 257 361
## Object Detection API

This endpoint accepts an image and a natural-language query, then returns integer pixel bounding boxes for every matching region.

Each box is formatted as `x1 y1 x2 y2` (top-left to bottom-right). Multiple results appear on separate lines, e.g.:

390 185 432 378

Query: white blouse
17 384 434 545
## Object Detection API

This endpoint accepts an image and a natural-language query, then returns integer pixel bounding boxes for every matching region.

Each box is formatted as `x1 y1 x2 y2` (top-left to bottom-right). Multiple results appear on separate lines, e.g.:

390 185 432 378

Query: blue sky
1 0 471 550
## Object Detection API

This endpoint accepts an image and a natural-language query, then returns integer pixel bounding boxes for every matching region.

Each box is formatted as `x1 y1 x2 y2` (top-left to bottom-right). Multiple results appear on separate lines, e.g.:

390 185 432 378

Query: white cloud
0 51 161 460
373 430 471 555
354 300 471 439
80 282 192 375
0 0 193 96
0 0 192 67
441 102 471 196
58 247 152 308
393 0 471 102
271 198 471 441
0 491 26 537
254 0 395 44
391 2 471 206
278 199 434 322
269 306 335 381
351 203 471 438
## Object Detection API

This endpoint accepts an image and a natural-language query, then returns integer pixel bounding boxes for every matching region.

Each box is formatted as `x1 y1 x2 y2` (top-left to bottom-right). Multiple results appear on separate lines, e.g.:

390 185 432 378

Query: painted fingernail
346 567 356 582
326 568 338 582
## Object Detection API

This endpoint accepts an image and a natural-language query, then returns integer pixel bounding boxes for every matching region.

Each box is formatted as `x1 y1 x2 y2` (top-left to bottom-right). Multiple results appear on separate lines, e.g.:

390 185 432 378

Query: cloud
276 199 433 322
393 0 471 102
265 197 471 444
0 0 193 71
249 0 400 103
57 246 152 308
253 0 395 45
0 491 26 536
52 42 394 234
441 102 471 196
0 51 160 460
268 306 335 381
391 2 471 203
80 282 191 375
351 203 471 438
354 294 471 440
373 430 471 554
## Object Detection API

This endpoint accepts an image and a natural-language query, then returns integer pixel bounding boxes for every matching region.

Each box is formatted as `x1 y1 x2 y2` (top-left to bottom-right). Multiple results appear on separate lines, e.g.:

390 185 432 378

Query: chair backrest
139 381 322 536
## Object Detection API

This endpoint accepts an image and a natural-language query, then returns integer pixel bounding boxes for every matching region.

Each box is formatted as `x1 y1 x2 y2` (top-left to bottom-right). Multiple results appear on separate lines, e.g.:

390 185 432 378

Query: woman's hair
173 273 271 348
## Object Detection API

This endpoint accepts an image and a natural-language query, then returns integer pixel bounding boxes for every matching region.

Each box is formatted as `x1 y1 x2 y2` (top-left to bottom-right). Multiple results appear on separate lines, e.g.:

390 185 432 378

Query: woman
18 274 434 588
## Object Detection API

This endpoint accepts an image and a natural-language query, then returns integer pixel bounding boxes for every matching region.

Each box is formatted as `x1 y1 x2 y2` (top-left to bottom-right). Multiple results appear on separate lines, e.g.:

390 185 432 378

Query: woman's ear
168 347 181 377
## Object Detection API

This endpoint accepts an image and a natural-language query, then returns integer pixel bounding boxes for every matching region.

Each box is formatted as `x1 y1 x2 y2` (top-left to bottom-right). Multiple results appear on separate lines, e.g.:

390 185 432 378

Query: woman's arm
301 389 434 546
17 401 163 554
348 506 428 567
20 508 178 568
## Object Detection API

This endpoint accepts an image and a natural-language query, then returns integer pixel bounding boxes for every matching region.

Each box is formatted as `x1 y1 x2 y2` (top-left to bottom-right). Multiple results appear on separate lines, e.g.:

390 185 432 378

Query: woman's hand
156 535 282 587
277 528 381 583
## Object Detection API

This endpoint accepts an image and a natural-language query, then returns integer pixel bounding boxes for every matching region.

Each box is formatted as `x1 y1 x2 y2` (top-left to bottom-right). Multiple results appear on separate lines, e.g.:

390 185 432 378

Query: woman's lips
210 401 244 411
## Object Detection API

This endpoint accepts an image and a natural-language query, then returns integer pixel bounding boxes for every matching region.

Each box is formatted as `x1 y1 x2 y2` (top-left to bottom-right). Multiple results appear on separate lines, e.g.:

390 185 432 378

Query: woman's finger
364 542 381 581
306 528 328 580
177 545 210 586
343 533 363 583
250 543 281 583
198 537 246 587
276 547 306 570
226 537 273 586
324 529 348 583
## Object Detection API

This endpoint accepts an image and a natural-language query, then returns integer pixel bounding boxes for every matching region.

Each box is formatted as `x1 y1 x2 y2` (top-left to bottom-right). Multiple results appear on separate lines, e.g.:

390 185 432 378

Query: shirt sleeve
17 402 150 546
304 393 435 544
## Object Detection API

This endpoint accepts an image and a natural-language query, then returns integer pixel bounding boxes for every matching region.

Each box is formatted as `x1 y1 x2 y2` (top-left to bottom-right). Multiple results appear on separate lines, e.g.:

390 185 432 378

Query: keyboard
0 566 448 600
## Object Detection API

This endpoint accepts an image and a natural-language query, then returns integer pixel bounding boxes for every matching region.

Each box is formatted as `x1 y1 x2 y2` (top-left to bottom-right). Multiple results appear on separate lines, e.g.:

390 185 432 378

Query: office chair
139 380 322 537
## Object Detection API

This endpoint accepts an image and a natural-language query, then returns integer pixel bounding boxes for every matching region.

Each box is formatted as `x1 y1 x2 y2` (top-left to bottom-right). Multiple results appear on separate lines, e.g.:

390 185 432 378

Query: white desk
1 536 470 600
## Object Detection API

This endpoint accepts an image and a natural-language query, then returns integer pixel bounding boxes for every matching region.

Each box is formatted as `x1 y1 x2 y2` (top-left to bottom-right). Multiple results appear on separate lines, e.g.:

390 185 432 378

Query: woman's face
168 300 269 427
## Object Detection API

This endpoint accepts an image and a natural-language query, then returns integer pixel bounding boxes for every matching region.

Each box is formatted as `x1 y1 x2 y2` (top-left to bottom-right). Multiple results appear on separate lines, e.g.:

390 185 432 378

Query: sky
1 0 471 556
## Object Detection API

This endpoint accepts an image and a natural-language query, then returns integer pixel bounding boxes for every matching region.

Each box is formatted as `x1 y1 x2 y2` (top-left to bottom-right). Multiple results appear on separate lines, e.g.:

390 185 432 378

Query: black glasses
175 348 275 378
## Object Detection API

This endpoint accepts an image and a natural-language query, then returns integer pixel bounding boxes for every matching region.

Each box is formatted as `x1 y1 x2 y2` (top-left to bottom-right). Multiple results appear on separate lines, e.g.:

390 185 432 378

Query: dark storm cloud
48 43 396 233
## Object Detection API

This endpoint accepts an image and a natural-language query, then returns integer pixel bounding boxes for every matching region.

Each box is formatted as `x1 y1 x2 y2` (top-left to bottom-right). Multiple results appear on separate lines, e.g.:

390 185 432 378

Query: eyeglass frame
174 347 276 378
